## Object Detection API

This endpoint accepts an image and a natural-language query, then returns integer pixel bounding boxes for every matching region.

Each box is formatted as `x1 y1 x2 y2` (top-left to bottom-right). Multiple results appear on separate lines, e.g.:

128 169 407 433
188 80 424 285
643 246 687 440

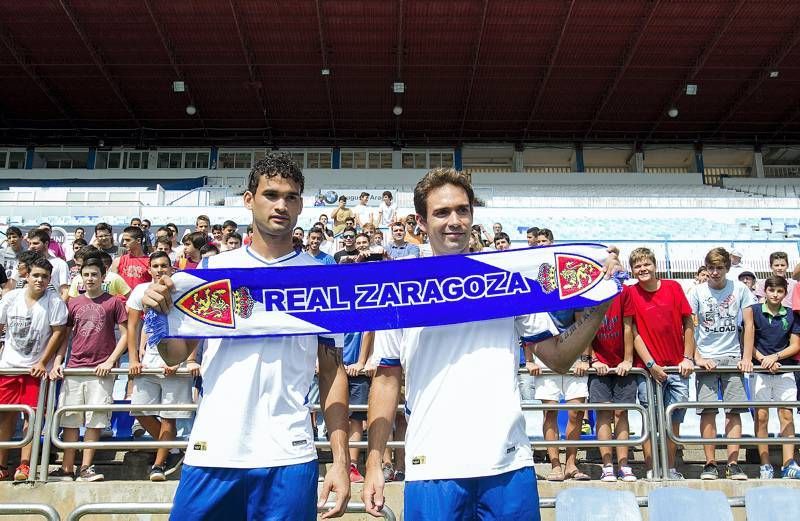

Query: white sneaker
760 464 774 480
600 465 616 482
668 468 684 480
618 466 637 482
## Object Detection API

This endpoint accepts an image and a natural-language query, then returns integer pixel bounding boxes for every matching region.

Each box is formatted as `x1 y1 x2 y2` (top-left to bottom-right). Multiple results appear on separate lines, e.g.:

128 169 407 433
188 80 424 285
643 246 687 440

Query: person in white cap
727 249 749 280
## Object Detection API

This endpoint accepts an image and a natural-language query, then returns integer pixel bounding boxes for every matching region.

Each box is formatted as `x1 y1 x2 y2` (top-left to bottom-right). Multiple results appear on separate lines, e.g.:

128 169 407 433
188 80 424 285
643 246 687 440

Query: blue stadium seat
647 487 732 521
745 486 800 521
555 487 641 521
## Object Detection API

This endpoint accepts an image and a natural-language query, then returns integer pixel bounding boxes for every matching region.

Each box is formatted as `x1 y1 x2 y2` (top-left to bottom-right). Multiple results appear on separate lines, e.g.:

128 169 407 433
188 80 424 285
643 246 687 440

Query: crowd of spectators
1 197 800 483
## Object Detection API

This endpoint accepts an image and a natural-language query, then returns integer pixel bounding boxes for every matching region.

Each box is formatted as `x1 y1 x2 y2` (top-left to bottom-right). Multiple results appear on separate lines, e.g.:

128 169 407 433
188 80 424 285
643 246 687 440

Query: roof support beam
314 0 336 139
583 0 661 138
522 0 576 141
0 24 74 123
228 0 272 141
143 0 207 131
644 0 747 141
393 0 405 145
457 0 489 141
710 21 800 138
56 0 140 126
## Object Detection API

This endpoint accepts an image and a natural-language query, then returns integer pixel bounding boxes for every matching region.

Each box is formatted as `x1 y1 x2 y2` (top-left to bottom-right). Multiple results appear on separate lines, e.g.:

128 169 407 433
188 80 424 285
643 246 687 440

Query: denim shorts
636 374 689 423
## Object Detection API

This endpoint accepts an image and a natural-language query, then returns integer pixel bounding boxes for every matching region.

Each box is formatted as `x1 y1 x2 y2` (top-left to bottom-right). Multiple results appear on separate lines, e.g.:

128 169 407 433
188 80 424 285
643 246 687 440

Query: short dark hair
98 251 113 268
95 222 112 234
493 232 511 245
769 251 788 266
246 152 304 195
764 275 788 291
75 226 85 233
81 257 107 277
39 222 52 229
27 229 50 244
308 229 325 240
211 224 223 232
196 214 210 225
130 217 142 225
344 216 355 224
360 191 369 198
72 238 88 248
526 226 540 236
155 236 172 248
74 245 98 261
17 250 41 267
222 220 237 229
293 226 304 234
696 266 708 275
142 219 151 226
413 167 474 217
226 232 242 242
537 228 554 242
149 251 171 265
355 232 370 242
29 257 53 275
338 195 347 202
6 226 22 238
156 226 173 238
382 191 392 199
123 226 144 242
200 243 219 256
183 231 208 249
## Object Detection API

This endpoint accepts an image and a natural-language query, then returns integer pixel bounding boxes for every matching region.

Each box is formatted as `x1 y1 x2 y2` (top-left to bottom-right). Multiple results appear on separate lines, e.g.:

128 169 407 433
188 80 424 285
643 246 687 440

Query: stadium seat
647 487 732 521
555 487 641 521
745 486 800 521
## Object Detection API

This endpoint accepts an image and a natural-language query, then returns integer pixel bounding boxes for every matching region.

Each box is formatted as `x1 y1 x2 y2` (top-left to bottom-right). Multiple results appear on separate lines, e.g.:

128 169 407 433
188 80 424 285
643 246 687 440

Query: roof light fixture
172 81 186 93
186 104 197 116
392 105 403 116
685 84 698 95
321 68 330 76
392 82 405 93
667 106 679 118
769 70 779 78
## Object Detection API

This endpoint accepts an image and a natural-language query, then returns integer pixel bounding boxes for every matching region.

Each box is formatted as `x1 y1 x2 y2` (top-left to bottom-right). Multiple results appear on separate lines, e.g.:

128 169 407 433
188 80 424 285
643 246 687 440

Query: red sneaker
14 463 30 482
349 463 364 483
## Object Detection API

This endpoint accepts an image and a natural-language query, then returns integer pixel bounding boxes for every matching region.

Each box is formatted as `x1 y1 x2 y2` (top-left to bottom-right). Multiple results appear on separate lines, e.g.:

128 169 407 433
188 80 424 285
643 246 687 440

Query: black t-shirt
334 248 358 264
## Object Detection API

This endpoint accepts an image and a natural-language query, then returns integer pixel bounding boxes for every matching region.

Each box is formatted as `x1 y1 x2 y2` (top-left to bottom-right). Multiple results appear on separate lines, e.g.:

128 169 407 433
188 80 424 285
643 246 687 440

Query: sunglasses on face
343 234 355 239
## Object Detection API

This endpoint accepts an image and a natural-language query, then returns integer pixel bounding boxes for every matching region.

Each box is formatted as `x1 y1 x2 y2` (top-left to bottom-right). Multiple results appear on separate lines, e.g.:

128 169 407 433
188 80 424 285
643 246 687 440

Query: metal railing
66 502 396 521
0 504 60 520
537 495 746 508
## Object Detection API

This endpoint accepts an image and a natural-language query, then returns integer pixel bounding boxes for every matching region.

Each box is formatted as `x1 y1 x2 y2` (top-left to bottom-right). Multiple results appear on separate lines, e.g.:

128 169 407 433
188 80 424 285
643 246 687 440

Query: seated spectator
743 275 800 479
688 247 755 481
404 215 423 245
293 227 305 246
243 224 253 246
626 247 695 480
371 230 385 247
222 220 237 240
0 257 67 481
387 222 420 260
590 289 637 481
694 266 709 285
334 229 359 264
48 257 128 482
126 252 197 481
469 228 484 253
756 251 796 307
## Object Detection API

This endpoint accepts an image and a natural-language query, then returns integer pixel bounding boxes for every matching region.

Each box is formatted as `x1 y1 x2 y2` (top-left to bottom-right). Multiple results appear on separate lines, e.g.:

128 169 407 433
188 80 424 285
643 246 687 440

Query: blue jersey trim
318 336 335 347
244 246 301 266
379 358 401 367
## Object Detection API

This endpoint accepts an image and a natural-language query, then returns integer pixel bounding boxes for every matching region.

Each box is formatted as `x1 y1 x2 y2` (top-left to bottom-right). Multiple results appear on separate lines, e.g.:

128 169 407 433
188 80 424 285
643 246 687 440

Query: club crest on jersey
556 254 603 299
176 280 235 328
233 286 256 318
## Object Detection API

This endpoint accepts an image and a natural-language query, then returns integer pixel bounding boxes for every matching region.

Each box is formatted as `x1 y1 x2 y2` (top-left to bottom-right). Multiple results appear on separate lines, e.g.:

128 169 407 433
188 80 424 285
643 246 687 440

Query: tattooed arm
533 302 612 374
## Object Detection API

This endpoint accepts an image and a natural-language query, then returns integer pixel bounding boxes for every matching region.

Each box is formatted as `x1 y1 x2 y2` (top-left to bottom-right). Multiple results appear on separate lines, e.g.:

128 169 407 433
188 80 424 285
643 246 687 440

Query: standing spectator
625 247 695 480
73 226 86 244
224 232 242 251
243 224 253 246
590 290 637 481
111 226 152 292
743 275 800 479
126 251 197 481
307 229 334 265
2 227 25 280
195 215 211 238
404 215 423 245
688 247 755 481
694 266 709 285
210 224 223 244
20 230 69 301
334 230 359 264
493 232 511 251
352 192 374 229
756 251 796 307
140 219 155 252
727 249 749 281
526 227 540 247
67 239 88 282
155 227 176 263
534 228 554 247
93 223 124 259
7 251 39 291
0 257 67 481
222 220 237 240
386 222 420 260
331 195 354 234
376 191 396 229
371 230 385 247
39 223 66 260
738 271 757 295
174 232 205 271
48 257 128 482
293 227 305 246
69 249 130 300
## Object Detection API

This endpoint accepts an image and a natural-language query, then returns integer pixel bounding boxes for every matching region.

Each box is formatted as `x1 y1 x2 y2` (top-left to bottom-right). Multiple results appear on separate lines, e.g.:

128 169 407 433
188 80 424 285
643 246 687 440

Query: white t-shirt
11 253 69 292
353 204 373 227
0 288 68 368
377 202 397 227
688 280 757 359
373 313 559 481
183 246 340 469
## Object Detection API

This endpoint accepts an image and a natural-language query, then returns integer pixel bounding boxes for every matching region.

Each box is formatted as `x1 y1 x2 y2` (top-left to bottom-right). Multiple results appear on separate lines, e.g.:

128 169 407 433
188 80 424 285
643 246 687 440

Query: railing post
653 380 670 480
37 379 59 482
26 376 48 483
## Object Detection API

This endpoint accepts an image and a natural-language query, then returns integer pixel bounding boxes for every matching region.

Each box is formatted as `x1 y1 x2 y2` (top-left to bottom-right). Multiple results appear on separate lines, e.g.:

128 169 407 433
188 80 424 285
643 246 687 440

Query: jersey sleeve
515 312 560 343
374 329 402 367
114 297 128 325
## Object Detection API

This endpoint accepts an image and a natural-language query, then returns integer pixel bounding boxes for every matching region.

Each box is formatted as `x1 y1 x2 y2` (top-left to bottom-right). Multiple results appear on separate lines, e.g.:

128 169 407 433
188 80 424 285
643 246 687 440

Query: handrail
537 495 746 508
66 502 397 521
0 504 60 520
0 405 36 449
664 401 800 445
0 369 47 482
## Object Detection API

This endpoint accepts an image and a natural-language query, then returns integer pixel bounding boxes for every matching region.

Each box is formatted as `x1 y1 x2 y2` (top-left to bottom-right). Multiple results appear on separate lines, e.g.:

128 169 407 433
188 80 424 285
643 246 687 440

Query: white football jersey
374 313 558 481
184 246 337 468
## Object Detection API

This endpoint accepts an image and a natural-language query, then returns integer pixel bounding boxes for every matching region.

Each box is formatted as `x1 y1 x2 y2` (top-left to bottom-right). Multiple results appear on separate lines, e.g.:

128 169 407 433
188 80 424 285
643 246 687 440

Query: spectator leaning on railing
742 274 800 480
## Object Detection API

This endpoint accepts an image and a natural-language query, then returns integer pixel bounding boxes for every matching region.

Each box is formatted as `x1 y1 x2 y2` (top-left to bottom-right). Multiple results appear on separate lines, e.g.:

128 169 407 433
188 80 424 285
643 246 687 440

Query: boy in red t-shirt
49 258 128 482
589 288 636 481
623 247 695 479
111 226 151 291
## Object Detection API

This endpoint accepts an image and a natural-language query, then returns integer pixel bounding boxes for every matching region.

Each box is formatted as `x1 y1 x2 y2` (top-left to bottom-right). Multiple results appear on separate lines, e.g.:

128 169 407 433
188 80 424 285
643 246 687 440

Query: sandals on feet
565 469 591 481
546 467 565 482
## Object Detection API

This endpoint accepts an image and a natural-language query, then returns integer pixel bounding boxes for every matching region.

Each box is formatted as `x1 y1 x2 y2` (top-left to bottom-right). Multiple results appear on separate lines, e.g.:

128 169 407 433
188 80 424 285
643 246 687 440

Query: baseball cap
730 249 743 257
738 271 756 281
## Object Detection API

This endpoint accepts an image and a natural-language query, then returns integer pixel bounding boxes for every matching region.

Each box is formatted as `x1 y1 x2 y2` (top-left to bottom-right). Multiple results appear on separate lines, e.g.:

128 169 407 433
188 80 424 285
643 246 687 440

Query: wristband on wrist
683 355 694 363
186 359 198 363
580 355 592 363
645 360 655 369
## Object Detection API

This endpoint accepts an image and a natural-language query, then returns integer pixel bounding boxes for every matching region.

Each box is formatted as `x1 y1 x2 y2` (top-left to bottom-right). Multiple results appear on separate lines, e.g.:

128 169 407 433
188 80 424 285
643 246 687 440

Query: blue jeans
637 374 689 423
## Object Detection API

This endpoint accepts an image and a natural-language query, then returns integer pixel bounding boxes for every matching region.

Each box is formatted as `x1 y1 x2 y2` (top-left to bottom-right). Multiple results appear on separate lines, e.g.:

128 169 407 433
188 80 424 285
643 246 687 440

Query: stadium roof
1 0 800 147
